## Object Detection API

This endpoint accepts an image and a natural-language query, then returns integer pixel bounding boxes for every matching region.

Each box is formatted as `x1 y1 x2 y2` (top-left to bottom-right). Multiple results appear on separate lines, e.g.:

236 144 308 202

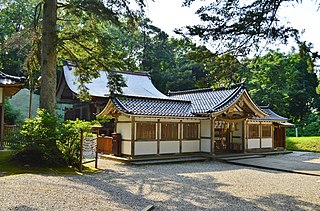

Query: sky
144 0 320 54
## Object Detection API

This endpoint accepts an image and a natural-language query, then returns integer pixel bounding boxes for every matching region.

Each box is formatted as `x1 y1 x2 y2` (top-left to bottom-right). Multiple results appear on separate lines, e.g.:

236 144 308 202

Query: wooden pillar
131 116 135 157
283 127 286 149
259 122 262 149
243 120 247 153
210 117 215 155
179 120 182 154
199 121 201 152
0 87 4 148
157 119 160 155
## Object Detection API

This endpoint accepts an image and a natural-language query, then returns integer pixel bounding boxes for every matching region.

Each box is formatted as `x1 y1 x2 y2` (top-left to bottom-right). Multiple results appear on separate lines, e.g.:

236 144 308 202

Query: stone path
224 151 320 176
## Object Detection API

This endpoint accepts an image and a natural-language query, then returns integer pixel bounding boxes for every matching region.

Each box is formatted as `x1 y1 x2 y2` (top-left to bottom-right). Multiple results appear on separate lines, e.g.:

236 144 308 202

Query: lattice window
136 122 156 140
248 124 260 138
161 123 178 140
183 123 199 140
262 125 272 138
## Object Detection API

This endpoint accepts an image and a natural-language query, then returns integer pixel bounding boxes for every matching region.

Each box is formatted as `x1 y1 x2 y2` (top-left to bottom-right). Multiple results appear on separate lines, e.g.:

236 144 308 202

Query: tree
179 0 319 58
0 0 37 76
40 0 57 114
243 47 320 123
34 0 146 113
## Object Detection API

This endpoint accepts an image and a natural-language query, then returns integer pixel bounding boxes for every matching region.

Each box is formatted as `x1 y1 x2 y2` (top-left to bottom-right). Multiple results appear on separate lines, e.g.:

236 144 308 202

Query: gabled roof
169 84 245 114
0 71 25 97
61 62 168 99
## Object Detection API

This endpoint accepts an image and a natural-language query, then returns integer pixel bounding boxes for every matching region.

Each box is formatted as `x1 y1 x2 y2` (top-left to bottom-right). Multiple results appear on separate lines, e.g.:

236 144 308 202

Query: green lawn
286 136 320 153
0 151 97 176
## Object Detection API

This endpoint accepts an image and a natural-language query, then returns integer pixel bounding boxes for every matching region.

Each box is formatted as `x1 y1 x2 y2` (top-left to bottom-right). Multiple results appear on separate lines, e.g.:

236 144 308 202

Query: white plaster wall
201 139 211 152
135 141 157 155
135 117 156 122
118 115 130 122
182 140 200 152
160 141 180 154
248 139 260 149
117 123 131 140
201 120 211 137
160 119 180 123
121 141 131 155
261 138 273 148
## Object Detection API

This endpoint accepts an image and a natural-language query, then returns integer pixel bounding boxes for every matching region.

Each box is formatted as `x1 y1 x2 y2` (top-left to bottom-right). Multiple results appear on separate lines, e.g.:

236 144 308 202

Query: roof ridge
168 83 245 96
64 60 150 77
211 84 245 112
116 95 191 103
0 71 25 81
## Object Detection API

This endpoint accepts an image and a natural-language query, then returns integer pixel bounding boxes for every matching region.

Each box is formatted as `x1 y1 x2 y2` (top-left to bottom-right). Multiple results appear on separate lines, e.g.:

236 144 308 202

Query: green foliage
13 109 102 168
14 109 65 167
4 98 22 125
0 0 37 75
57 119 91 167
243 48 320 123
286 136 320 152
180 0 300 55
287 112 320 137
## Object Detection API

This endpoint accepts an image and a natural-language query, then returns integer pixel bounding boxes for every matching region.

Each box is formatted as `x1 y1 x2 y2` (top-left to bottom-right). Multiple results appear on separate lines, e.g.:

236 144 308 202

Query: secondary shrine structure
57 62 293 157
0 71 25 147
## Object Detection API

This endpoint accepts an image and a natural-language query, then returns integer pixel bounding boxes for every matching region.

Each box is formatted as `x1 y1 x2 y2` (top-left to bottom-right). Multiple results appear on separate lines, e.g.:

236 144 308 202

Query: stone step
216 155 266 161
129 157 209 165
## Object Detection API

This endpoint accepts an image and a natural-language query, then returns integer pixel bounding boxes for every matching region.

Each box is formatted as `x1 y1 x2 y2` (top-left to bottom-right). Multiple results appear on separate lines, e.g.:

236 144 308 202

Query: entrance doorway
214 128 231 153
214 121 244 154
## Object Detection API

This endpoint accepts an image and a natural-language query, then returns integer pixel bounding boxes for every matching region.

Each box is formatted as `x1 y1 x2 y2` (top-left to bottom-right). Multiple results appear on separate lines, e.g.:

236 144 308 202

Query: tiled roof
169 84 245 114
112 97 194 117
0 71 25 85
62 62 168 99
253 107 288 121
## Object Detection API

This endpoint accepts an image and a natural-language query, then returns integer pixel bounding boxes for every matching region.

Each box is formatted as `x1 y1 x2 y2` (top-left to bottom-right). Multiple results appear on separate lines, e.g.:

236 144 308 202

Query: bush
287 112 320 137
13 109 102 168
57 119 92 168
4 99 22 125
13 109 66 167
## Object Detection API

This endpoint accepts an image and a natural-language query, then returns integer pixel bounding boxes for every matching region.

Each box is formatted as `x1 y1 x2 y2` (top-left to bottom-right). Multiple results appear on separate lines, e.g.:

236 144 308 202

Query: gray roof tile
169 84 245 114
112 97 194 117
0 71 25 85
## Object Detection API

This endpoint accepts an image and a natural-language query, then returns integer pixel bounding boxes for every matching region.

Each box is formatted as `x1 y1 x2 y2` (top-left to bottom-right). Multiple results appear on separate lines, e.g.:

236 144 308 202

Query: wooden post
79 129 84 172
131 116 135 157
95 128 99 168
179 120 182 153
157 119 160 155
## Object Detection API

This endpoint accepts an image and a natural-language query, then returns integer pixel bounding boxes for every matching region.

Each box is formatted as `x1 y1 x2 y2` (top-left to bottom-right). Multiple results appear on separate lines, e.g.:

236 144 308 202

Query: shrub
57 119 92 168
287 112 320 137
12 109 102 168
4 99 22 125
13 109 66 167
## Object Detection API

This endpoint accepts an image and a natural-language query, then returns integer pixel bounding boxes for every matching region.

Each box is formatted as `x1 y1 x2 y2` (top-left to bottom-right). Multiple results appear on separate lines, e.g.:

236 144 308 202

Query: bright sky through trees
145 0 320 53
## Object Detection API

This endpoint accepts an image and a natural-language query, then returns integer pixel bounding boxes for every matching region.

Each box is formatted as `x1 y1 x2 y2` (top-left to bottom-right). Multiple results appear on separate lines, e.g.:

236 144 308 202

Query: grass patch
0 150 98 176
286 136 320 152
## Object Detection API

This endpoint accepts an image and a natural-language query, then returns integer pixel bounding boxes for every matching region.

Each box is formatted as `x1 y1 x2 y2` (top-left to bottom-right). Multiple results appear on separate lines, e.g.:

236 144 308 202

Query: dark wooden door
274 127 286 148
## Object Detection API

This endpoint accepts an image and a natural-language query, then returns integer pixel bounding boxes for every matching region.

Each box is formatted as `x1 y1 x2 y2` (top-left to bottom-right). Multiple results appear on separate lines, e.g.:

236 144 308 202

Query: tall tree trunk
40 0 57 114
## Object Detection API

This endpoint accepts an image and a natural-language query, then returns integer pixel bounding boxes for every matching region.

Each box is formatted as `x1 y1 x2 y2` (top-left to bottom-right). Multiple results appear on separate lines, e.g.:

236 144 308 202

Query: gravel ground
1 156 320 210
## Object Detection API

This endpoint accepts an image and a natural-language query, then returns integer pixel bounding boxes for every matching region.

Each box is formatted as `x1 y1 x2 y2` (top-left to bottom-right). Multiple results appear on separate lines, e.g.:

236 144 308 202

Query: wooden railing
3 124 21 146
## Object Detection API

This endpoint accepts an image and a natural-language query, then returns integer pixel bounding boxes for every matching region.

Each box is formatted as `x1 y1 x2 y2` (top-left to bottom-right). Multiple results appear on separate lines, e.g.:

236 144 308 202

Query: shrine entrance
214 121 243 154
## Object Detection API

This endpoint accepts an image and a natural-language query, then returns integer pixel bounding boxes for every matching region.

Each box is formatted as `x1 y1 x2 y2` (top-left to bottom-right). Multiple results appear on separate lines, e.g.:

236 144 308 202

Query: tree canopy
180 0 320 58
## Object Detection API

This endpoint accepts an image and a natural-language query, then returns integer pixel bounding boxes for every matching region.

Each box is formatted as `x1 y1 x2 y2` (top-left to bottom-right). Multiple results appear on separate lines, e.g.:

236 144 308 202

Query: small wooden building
0 71 25 147
57 62 293 157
